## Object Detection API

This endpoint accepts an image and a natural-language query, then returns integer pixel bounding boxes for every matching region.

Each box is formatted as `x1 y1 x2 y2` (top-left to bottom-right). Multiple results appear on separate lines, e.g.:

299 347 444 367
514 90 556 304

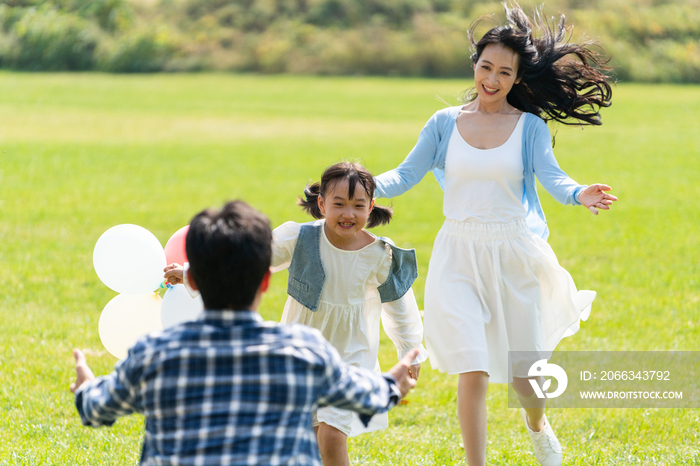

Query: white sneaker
520 408 563 466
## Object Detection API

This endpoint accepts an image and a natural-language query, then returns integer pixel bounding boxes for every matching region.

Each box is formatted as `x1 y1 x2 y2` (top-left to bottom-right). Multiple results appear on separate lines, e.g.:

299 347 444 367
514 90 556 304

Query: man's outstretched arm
319 346 420 424
70 348 139 427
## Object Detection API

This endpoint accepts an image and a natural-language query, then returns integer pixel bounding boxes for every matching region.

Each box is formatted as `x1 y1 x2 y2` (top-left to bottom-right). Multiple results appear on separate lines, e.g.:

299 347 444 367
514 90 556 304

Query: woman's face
473 43 521 104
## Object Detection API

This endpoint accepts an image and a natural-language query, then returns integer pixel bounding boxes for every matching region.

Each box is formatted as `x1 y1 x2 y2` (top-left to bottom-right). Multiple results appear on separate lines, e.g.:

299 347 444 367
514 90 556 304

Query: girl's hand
579 184 618 215
163 263 185 285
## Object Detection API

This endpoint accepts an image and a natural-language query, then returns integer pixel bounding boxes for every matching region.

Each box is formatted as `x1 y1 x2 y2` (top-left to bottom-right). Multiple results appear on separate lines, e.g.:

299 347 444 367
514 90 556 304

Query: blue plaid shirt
75 310 401 465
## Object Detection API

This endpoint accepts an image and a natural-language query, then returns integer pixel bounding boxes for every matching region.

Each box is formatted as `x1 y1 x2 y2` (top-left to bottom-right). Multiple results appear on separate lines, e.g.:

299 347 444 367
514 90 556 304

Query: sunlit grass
1 73 699 464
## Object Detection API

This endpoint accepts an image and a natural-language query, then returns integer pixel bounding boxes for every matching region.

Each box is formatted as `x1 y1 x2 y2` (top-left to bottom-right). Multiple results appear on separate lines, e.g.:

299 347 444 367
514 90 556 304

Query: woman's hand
163 263 185 284
579 184 618 215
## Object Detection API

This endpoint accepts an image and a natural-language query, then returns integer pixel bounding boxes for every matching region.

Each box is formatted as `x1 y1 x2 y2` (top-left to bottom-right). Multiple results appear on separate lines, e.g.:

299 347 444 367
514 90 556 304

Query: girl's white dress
271 220 429 436
424 114 594 383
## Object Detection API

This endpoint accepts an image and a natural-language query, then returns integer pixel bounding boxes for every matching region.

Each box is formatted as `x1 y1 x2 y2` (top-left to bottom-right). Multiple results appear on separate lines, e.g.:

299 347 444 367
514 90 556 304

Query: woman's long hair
297 161 392 228
463 2 613 126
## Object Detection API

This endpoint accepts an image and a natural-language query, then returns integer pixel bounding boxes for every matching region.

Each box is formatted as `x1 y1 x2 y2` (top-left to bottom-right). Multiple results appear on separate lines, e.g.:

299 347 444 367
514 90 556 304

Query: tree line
0 0 698 82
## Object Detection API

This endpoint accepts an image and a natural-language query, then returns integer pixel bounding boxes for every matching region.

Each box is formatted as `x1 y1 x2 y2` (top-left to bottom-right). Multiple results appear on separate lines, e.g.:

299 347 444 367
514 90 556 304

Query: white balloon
93 224 166 294
99 293 163 359
161 284 204 329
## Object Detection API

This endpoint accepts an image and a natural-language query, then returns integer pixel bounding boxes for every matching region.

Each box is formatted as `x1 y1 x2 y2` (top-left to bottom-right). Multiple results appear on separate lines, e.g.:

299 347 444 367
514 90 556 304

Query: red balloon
164 226 189 266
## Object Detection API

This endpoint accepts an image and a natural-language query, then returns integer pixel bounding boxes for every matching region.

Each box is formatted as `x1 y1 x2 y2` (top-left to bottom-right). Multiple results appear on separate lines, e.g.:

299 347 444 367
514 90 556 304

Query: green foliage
0 5 98 71
248 18 470 76
180 0 433 30
63 0 135 32
304 0 433 29
0 4 25 31
0 0 699 80
574 2 700 83
99 29 177 72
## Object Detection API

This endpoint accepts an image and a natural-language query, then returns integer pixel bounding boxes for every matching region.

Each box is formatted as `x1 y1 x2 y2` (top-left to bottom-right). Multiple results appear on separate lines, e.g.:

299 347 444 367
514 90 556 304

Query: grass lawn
1 72 699 465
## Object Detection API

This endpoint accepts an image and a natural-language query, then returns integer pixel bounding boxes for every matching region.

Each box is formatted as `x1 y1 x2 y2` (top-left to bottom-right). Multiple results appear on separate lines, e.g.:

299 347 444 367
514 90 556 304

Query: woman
373 4 617 466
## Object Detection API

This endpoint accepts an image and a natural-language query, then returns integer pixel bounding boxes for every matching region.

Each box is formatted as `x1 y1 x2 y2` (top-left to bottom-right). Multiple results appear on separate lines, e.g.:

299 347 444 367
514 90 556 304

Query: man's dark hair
185 200 272 310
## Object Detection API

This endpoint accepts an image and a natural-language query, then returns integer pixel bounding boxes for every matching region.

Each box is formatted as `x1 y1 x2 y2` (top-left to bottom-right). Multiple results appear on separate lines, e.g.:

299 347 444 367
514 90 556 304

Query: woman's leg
316 422 349 466
512 376 562 466
457 371 489 466
511 376 546 431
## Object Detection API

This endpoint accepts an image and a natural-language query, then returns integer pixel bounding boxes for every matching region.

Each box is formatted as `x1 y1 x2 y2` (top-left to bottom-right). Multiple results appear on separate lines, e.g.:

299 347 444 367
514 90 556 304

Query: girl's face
318 179 374 244
473 43 521 104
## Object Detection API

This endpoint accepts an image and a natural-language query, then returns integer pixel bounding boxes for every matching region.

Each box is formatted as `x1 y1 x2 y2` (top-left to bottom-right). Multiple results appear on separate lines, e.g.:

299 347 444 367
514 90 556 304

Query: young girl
371 5 616 466
164 162 428 466
271 161 428 466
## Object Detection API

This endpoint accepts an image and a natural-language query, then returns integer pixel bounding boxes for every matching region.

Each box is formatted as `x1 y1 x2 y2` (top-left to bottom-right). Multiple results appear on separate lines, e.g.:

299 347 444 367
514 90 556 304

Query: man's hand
408 364 421 380
163 263 185 285
388 348 420 397
70 349 95 394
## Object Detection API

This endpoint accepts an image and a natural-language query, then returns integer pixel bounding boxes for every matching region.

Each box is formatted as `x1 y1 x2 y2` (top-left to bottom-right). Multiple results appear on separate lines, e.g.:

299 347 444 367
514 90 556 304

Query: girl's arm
381 288 429 366
162 263 200 298
270 221 302 272
374 242 428 373
374 112 442 199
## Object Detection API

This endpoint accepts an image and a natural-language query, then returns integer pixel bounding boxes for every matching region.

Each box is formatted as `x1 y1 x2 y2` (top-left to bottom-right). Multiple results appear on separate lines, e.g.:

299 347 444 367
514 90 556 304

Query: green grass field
1 72 699 465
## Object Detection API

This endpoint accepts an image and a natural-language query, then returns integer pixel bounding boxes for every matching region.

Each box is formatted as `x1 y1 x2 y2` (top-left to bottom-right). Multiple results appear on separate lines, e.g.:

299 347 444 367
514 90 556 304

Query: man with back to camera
70 200 420 465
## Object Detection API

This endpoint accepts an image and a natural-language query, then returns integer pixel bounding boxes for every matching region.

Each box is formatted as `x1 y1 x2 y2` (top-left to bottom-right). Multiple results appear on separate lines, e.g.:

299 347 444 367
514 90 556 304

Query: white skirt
424 218 594 383
313 406 388 437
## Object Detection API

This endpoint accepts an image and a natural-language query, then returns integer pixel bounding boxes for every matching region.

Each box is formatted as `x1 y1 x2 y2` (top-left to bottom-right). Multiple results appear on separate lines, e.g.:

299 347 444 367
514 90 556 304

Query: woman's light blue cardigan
374 105 587 240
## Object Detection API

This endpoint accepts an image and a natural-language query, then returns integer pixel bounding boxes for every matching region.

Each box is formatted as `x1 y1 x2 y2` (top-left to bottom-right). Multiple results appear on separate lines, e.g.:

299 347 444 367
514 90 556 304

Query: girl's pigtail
297 182 324 219
366 204 393 228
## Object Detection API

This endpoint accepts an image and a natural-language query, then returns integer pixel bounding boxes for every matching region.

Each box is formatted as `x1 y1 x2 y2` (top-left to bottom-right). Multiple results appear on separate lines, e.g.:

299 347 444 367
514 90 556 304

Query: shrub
0 4 26 32
0 6 98 71
72 0 134 32
0 0 699 82
100 29 176 72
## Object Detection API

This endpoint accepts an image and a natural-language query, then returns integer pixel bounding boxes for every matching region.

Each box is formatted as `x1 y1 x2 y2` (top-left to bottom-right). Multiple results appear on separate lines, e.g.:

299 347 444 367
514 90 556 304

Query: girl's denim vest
287 224 418 311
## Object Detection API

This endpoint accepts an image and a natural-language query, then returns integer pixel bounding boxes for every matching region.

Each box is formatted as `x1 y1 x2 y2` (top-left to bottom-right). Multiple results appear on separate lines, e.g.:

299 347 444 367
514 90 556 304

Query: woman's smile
482 85 499 95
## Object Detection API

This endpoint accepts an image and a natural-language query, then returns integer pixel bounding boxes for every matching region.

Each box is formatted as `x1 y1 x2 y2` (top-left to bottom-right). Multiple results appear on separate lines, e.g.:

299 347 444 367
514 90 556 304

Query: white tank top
443 113 527 222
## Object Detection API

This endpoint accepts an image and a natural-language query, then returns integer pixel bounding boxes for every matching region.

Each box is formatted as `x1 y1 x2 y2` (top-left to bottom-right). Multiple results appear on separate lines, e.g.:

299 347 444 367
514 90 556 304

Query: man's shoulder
234 321 338 373
128 318 334 364
124 324 196 362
